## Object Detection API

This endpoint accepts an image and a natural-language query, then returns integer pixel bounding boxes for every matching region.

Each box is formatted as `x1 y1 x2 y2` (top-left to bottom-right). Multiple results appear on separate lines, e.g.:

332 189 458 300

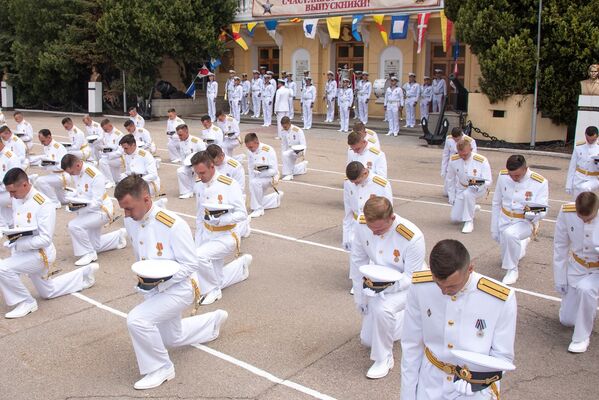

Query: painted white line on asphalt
70 292 338 400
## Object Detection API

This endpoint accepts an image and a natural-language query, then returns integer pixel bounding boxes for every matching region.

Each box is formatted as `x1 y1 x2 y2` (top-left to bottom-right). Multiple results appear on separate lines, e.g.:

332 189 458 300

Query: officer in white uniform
230 76 243 122
206 73 218 121
251 70 263 118
31 129 70 207
420 76 433 123
338 79 354 133
324 71 337 123
261 74 275 127
491 155 549 285
244 133 282 218
347 131 387 177
0 168 99 319
446 140 492 234
123 119 156 154
166 109 185 163
61 154 126 266
128 106 145 128
0 108 5 125
301 76 316 130
13 111 34 150
441 128 478 196
553 192 599 353
114 175 228 390
403 73 421 128
225 70 236 113
174 124 207 199
358 72 372 125
0 125 29 168
401 239 516 400
286 72 296 119
353 122 381 150
566 126 599 198
279 117 308 181
384 77 404 136
215 111 240 157
353 71 362 121
200 115 224 147
432 69 447 113
274 79 292 138
241 73 251 116
82 115 103 161
0 139 23 227
351 196 425 379
98 119 125 188
119 134 161 197
62 117 91 163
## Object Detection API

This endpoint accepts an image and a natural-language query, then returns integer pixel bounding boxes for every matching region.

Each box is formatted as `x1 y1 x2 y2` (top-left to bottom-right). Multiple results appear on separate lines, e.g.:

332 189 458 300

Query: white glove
525 211 542 223
565 188 572 195
3 240 16 249
448 198 455 205
453 379 475 396
469 185 479 193
342 241 351 251
357 303 368 315
134 286 156 296
555 284 568 295
440 171 446 178
491 231 500 243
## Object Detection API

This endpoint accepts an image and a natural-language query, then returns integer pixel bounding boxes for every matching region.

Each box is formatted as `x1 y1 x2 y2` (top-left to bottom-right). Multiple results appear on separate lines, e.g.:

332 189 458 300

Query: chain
465 120 505 143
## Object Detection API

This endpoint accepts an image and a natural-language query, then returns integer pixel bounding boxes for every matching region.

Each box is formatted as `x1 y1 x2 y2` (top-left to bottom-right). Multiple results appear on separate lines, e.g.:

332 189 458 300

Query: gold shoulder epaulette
576 140 586 146
212 126 219 131
33 193 45 205
464 135 473 142
155 211 175 228
396 224 415 240
227 158 239 168
12 136 17 141
561 203 577 213
412 270 433 284
358 214 366 224
217 175 233 185
138 149 146 157
450 154 460 161
53 143 60 149
477 277 510 301
191 137 199 143
85 167 96 178
369 147 380 155
262 145 270 152
226 116 234 121
5 151 12 158
530 172 545 183
473 154 485 163
446 134 452 138
366 129 376 136
500 169 508 175
372 175 388 187
292 126 299 132
368 137 376 144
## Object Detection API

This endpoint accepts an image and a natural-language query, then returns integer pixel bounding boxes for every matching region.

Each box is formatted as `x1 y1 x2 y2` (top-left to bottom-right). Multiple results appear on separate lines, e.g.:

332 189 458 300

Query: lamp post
530 0 542 149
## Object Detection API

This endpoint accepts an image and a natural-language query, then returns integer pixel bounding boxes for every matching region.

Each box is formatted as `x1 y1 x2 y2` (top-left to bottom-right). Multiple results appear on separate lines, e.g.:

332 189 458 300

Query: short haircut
346 161 365 181
0 125 11 134
167 108 176 113
206 144 224 159
123 119 135 128
450 127 463 137
244 132 259 144
190 150 214 167
585 126 598 136
100 118 111 127
281 116 291 125
506 154 526 171
114 174 149 200
61 117 72 125
200 115 211 122
353 121 365 132
119 134 136 146
216 110 225 118
363 196 394 222
575 191 598 217
429 239 471 280
38 129 52 138
61 153 81 170
456 139 471 151
128 106 137 112
2 167 28 186
347 131 362 146
13 111 23 117
176 124 188 132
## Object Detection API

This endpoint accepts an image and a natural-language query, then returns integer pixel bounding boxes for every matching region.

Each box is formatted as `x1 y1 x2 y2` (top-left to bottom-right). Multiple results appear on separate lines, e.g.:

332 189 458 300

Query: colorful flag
247 22 258 37
439 10 453 53
231 23 248 50
416 12 430 54
290 18 302 23
218 29 228 42
453 40 460 75
326 16 342 39
352 15 364 41
303 18 318 39
185 80 196 98
264 20 282 47
390 15 409 40
372 15 388 46
198 64 210 78
209 58 221 70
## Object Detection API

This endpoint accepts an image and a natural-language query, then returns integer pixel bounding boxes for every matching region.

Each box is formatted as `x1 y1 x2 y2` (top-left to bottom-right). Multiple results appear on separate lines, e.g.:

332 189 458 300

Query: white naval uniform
565 140 599 198
201 124 224 147
491 169 548 271
176 136 207 197
65 126 91 162
0 189 96 307
338 88 354 132
226 78 235 112
247 142 281 212
347 144 388 178
384 86 404 135
98 128 125 185
364 129 381 150
131 127 156 154
400 271 516 400
251 78 263 118
275 86 292 138
302 84 316 129
420 84 433 122
216 156 250 238
3 134 28 169
403 82 421 127
241 79 251 115
67 164 121 257
351 214 425 363
194 173 248 290
122 148 160 196
166 116 185 162
358 80 372 124
130 114 145 129
432 77 447 112
441 135 478 195
554 203 599 343
84 120 103 161
280 124 308 177
0 111 4 125
0 148 23 226
342 173 392 250
216 116 240 157
231 84 243 122
262 83 275 127
354 79 362 121
125 205 224 375
325 79 338 122
33 140 70 205
15 119 34 150
206 80 218 121
287 79 297 119
446 153 492 223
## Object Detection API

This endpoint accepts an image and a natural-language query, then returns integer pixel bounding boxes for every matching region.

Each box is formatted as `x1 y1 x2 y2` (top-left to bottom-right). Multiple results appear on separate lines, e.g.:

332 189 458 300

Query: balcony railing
234 0 253 22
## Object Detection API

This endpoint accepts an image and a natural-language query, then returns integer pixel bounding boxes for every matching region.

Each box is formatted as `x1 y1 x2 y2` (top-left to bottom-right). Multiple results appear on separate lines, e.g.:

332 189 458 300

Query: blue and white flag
209 58 221 70
390 15 410 40
303 18 318 39
351 15 363 41
185 80 196 99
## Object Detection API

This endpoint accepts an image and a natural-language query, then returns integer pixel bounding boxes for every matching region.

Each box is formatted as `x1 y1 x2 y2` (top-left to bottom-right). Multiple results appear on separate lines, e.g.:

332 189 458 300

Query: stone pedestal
1 81 14 110
575 95 599 143
88 81 103 116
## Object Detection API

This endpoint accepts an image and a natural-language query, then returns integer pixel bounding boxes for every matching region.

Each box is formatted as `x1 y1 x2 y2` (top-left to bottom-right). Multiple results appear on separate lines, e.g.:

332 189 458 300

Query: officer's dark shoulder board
412 270 433 284
477 277 510 301
155 210 175 228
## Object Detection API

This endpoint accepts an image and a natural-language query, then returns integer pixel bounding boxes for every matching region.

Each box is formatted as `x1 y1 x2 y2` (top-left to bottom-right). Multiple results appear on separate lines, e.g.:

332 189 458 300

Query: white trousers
339 106 350 132
325 98 335 122
0 191 12 227
167 135 180 162
572 175 599 200
288 97 295 119
302 102 313 129
262 100 272 126
231 100 241 122
126 280 222 375
276 112 289 138
196 231 246 290
68 147 91 162
241 95 250 115
405 100 417 126
249 177 281 212
282 150 307 177
207 96 216 121
432 94 443 112
99 155 123 184
388 104 400 134
0 251 91 306
499 217 533 270
222 138 240 157
177 166 194 196
420 100 430 123
451 188 485 223
358 98 368 124
559 271 599 342
35 173 69 205
68 212 121 256
252 94 261 117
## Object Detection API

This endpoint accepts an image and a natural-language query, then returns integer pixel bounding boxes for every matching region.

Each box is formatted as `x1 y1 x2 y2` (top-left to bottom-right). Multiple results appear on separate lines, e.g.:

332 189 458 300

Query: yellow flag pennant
326 16 342 39
231 23 249 51
372 14 388 46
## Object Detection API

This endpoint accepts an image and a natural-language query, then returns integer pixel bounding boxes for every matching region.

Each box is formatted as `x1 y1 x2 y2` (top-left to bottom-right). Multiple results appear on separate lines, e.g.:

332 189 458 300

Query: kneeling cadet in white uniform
280 116 308 181
401 239 516 400
31 129 70 208
175 124 207 199
61 154 127 266
0 139 22 227
565 125 599 199
115 175 228 390
215 110 241 158
191 151 252 306
119 134 162 198
98 119 125 188
0 168 99 318
351 196 425 379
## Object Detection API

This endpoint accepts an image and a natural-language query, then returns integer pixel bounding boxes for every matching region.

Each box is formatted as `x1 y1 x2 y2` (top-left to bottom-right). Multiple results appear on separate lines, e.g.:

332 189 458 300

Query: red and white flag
416 12 430 54
198 64 210 78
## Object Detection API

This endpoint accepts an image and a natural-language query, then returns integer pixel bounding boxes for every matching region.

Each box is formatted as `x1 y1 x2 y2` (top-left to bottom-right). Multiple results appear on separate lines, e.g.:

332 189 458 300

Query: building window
258 47 280 78
430 43 465 80
336 42 364 73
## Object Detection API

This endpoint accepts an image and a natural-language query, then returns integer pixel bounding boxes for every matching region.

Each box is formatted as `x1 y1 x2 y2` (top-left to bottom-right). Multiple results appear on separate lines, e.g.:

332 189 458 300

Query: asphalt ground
0 112 595 400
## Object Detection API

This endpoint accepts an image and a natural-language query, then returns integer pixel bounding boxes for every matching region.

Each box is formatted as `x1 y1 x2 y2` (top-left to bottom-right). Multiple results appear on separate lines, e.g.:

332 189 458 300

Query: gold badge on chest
85 183 89 192
217 194 223 204
525 191 532 201
393 249 400 262
27 212 32 223
156 242 163 256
